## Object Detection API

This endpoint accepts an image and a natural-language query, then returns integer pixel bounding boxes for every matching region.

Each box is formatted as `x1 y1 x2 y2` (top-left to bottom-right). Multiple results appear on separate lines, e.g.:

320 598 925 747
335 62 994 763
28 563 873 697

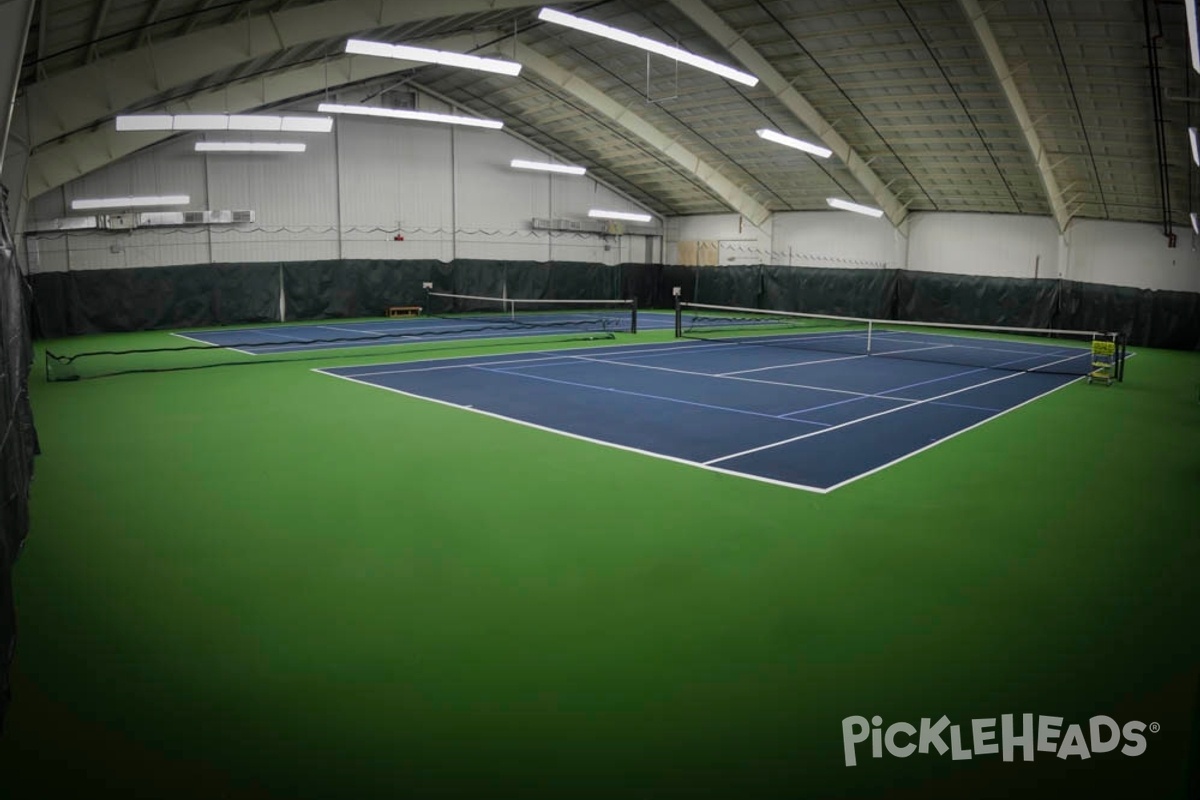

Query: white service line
560 353 878 399
714 343 954 376
340 353 589 377
717 352 869 374
704 350 1085 466
170 331 258 355
314 368 828 494
315 324 397 336
333 340 746 379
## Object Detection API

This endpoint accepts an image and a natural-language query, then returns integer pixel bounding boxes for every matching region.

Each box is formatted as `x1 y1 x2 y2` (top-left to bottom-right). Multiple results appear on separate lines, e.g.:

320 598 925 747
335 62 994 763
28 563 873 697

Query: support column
0 0 36 230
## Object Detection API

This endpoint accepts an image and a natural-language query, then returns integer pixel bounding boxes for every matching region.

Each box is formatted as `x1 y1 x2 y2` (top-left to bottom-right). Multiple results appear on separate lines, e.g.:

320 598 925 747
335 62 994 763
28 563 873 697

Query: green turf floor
3 328 1199 799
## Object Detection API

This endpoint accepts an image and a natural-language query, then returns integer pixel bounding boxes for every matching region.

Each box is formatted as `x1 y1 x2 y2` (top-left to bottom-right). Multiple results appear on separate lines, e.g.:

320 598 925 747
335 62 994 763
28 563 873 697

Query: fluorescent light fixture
537 7 758 87
70 195 190 211
279 116 333 131
114 114 172 131
1192 212 1199 235
756 128 832 159
1190 128 1199 166
588 209 652 223
1188 0 1200 73
317 102 503 129
345 38 522 76
510 158 586 175
227 115 284 131
826 198 884 218
180 114 228 130
195 142 307 153
115 114 333 133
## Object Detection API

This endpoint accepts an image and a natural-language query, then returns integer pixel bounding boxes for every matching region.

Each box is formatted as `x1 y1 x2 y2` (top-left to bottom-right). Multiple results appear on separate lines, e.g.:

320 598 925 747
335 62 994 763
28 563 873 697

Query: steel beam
959 0 1071 231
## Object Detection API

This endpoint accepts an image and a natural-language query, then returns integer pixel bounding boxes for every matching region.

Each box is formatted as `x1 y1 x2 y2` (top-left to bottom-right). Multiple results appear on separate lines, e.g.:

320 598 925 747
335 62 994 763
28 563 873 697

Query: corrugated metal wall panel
24 89 658 270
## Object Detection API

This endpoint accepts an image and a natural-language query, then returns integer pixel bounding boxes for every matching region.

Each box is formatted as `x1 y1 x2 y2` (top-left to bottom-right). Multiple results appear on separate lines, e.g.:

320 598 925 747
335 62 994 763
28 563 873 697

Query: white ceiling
14 0 1198 230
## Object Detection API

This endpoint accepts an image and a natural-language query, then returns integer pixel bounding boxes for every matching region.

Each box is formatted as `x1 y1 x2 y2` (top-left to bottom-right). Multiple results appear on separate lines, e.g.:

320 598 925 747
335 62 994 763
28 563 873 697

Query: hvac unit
104 213 136 230
138 212 186 227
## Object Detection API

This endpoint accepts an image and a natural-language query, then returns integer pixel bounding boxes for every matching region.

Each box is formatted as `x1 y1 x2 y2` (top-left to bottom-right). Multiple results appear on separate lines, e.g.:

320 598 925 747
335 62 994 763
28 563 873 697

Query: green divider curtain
32 263 279 335
695 265 764 308
761 266 898 319
896 271 1060 328
0 186 38 734
282 260 440 320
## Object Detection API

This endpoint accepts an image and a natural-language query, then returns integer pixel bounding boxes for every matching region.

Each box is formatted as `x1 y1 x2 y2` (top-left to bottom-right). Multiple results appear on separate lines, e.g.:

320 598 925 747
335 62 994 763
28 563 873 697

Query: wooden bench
387 306 422 318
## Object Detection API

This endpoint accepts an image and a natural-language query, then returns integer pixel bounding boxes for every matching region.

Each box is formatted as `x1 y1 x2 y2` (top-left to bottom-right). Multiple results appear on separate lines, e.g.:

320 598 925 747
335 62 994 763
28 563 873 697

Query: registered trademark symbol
1149 722 1161 733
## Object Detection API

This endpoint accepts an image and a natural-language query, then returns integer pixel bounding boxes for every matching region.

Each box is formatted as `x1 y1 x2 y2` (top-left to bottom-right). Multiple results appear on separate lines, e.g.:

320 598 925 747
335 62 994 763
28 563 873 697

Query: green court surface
2 329 1199 799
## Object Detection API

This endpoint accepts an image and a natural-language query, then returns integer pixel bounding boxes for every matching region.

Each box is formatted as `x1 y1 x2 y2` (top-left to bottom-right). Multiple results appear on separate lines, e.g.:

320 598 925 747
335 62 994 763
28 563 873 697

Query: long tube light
1188 0 1200 73
537 7 758 87
510 158 586 175
316 102 504 130
1192 212 1199 235
345 39 522 76
756 129 832 159
70 195 190 210
826 198 884 218
1190 127 1199 166
116 114 332 132
588 209 652 223
195 142 307 153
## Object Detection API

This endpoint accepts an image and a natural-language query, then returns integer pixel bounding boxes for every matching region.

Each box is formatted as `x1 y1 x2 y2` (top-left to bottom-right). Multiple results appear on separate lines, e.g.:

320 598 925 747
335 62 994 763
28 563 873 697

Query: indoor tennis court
318 327 1097 492
3 3 1200 800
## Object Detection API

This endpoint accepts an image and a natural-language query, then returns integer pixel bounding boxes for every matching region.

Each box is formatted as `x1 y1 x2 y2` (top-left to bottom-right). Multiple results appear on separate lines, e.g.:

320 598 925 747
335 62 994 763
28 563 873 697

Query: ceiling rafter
86 0 115 64
509 41 773 226
35 0 48 79
667 0 909 226
958 0 1071 232
136 0 170 47
22 0 542 151
24 32 486 197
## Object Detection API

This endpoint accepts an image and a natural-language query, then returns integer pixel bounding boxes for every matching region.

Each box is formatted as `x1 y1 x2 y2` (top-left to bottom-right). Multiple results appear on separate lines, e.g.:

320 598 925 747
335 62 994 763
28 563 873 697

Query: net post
673 287 682 337
421 282 434 314
1117 334 1126 382
866 320 873 354
630 296 638 334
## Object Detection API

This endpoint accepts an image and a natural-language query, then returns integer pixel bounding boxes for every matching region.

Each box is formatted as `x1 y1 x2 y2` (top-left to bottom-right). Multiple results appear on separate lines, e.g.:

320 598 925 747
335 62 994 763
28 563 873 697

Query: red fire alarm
393 234 405 241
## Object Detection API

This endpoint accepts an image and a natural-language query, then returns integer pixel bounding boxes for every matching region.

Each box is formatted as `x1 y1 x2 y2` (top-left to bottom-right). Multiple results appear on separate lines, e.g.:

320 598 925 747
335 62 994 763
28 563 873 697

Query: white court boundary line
312 341 1116 494
561 352 1009 410
704 350 1085 465
314 368 830 495
170 331 257 355
821 375 1086 492
336 340 744 378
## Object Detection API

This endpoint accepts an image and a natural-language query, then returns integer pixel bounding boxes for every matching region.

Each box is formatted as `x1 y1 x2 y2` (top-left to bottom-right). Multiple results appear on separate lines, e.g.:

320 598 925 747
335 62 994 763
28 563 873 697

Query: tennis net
426 291 637 333
45 293 639 381
676 302 1126 379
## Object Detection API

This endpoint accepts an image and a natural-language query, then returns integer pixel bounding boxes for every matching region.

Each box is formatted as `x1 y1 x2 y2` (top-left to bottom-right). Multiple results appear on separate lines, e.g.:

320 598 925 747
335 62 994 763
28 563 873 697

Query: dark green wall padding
28 260 1200 351
1 324 1198 799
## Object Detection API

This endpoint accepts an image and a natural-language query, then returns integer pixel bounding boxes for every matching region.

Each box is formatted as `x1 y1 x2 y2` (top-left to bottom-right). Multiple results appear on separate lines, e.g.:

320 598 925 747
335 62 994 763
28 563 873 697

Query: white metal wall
24 99 657 272
665 210 1200 294
905 213 1061 280
666 213 773 265
667 211 902 269
769 211 903 270
1063 219 1200 293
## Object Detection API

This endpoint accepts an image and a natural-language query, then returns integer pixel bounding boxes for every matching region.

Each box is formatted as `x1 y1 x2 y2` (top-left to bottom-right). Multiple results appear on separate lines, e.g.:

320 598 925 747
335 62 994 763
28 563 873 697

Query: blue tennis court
316 331 1091 493
175 310 677 354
